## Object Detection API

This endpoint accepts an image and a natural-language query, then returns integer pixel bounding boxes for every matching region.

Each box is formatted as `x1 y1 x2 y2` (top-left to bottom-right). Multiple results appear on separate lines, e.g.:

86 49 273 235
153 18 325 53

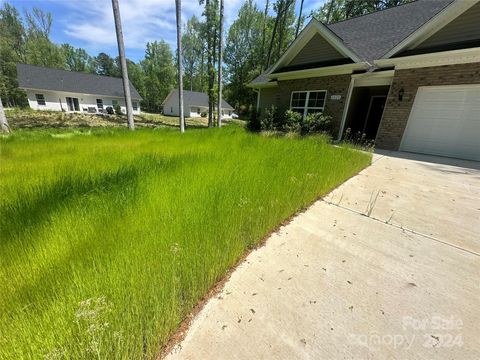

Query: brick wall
258 74 351 134
376 62 480 150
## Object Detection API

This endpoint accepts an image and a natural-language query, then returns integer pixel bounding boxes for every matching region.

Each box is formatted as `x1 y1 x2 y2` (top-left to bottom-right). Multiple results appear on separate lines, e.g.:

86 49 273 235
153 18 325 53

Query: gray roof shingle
165 89 234 110
16 63 142 100
327 0 455 62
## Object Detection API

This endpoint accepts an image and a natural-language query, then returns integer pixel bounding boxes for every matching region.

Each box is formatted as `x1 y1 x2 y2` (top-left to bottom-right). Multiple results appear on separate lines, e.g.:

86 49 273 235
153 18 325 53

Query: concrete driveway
166 152 480 359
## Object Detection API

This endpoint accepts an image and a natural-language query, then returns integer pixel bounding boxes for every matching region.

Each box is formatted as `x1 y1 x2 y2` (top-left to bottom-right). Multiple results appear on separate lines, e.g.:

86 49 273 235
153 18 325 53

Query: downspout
336 77 355 142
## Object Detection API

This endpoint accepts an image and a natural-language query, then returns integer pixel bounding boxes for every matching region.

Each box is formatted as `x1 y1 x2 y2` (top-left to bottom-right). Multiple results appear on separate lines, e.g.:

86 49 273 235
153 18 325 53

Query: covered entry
340 70 393 142
344 86 389 139
400 85 480 161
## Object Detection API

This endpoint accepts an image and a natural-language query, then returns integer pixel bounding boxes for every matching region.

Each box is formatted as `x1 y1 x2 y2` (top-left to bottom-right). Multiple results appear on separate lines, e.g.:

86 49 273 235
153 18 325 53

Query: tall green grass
0 126 370 359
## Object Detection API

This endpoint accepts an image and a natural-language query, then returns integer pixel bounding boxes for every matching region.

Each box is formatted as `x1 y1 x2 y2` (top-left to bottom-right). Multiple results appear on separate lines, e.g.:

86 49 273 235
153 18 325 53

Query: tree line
1 0 410 116
0 3 175 113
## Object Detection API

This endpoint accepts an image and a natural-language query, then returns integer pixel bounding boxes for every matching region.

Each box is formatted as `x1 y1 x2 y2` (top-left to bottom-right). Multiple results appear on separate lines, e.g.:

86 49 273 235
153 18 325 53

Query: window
112 100 119 107
66 97 80 111
132 101 138 111
96 99 103 110
197 108 201 113
290 90 326 118
35 94 46 106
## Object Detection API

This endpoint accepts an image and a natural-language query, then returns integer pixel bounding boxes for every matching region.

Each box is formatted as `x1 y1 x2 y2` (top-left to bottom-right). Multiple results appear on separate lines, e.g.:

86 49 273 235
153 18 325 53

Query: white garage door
400 85 480 161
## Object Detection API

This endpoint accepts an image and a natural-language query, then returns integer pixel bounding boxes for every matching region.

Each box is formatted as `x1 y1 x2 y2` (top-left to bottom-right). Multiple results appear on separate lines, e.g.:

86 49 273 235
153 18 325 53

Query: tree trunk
111 0 134 130
217 0 224 127
200 49 204 91
0 97 11 134
295 0 304 38
266 7 280 69
261 0 269 70
206 0 214 128
175 0 185 133
326 0 335 24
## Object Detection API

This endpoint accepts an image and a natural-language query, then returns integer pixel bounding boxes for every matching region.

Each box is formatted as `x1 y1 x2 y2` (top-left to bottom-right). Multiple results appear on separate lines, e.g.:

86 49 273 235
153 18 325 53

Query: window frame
289 90 327 119
112 99 118 107
132 101 138 111
35 93 46 106
96 98 103 110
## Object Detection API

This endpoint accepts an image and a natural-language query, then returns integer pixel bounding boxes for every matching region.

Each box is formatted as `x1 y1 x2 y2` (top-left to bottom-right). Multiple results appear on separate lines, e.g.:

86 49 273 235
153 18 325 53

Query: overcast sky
3 0 327 62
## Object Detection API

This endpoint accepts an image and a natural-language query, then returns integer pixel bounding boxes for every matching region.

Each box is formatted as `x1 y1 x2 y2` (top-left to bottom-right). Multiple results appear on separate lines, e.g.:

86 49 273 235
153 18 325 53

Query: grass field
0 126 371 359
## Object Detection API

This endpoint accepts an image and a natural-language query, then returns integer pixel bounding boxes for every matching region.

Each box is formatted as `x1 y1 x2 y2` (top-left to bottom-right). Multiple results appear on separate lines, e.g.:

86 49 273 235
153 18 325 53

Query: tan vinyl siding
415 2 480 49
288 33 346 67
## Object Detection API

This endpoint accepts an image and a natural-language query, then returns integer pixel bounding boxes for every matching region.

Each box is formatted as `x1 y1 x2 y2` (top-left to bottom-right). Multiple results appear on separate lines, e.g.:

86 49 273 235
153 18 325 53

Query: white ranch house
162 89 235 118
16 63 142 114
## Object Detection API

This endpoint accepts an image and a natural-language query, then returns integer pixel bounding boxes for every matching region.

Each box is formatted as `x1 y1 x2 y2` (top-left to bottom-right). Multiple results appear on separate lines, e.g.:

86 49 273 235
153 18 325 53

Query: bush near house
250 106 333 136
114 104 123 115
0 126 370 359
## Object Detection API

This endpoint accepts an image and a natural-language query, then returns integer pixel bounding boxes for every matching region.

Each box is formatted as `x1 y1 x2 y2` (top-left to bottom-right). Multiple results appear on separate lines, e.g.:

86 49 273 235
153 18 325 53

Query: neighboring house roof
162 89 234 110
327 0 455 62
16 63 142 100
250 0 461 86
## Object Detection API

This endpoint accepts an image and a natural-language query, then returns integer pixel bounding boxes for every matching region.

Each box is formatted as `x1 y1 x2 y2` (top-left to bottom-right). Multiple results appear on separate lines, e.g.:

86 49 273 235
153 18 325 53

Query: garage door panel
401 85 480 161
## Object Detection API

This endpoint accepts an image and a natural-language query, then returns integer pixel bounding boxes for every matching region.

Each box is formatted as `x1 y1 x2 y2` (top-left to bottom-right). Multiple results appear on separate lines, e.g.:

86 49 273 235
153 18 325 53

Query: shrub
281 110 302 133
302 112 332 135
200 112 207 118
105 106 114 115
247 109 261 132
261 105 278 131
114 104 122 115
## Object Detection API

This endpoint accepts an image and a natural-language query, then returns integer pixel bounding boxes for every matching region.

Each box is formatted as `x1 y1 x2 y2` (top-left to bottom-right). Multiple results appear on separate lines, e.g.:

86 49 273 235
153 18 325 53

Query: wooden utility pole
112 0 135 130
217 0 224 127
0 97 11 133
175 0 185 132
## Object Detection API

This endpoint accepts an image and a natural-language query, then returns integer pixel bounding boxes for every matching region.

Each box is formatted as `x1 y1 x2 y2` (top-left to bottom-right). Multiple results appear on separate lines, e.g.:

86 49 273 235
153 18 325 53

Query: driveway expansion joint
321 198 480 257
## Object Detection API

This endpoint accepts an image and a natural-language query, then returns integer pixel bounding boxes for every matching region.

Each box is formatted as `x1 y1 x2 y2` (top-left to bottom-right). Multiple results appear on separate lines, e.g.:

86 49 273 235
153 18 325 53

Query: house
16 63 142 114
162 89 235 118
249 0 480 161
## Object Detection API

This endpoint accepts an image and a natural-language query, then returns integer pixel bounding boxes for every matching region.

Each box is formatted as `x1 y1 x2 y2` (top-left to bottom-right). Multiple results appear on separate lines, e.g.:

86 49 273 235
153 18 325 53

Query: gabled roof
328 0 456 61
249 0 468 87
162 90 234 110
268 19 363 75
16 63 142 100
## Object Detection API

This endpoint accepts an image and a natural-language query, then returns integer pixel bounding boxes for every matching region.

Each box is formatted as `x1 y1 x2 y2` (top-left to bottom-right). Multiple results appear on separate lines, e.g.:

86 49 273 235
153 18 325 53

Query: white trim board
375 47 480 70
269 62 369 81
352 70 395 87
382 0 479 58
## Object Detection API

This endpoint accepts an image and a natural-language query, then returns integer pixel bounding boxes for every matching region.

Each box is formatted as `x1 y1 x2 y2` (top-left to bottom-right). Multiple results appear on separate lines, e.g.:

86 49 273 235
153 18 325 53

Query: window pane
35 94 45 106
291 92 306 107
308 91 325 108
96 99 103 109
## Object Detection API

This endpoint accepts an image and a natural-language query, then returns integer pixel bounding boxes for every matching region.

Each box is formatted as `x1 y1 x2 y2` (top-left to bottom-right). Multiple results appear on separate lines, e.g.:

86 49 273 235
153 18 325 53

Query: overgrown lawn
0 126 370 359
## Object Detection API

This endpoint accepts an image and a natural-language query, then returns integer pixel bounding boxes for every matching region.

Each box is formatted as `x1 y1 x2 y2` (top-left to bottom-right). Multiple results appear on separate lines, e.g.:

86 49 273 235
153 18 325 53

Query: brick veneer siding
376 62 480 150
258 74 351 135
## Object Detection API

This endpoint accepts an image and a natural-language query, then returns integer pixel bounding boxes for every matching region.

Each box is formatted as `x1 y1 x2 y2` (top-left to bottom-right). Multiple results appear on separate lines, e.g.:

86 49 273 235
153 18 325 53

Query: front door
363 96 386 139
66 97 80 111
